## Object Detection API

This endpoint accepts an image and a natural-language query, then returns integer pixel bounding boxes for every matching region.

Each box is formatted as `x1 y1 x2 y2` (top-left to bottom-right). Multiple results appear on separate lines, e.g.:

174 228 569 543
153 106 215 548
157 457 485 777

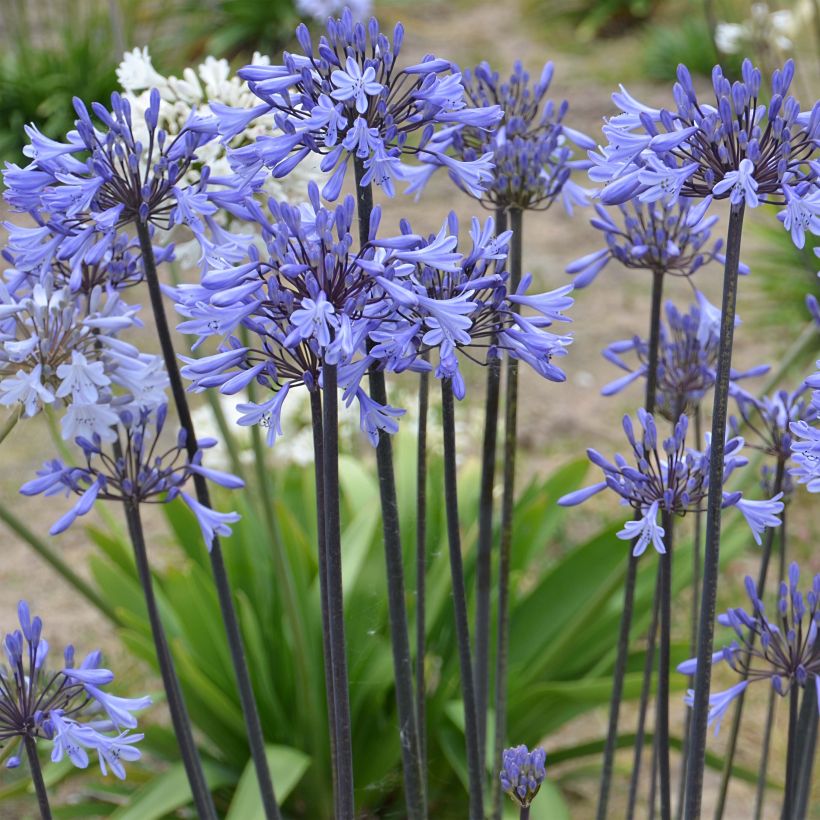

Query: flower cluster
173 182 573 444
406 60 593 211
117 47 325 266
566 198 741 287
678 564 820 733
0 273 170 440
3 89 236 271
499 744 547 808
601 295 768 417
212 8 502 201
558 408 784 555
589 58 819 248
1 601 149 778
20 404 242 546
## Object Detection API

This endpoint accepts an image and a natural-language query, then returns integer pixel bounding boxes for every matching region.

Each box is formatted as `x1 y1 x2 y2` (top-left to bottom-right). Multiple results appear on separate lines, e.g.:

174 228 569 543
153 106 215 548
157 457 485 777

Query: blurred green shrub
0 0 123 165
173 0 300 60
524 0 657 40
642 16 744 80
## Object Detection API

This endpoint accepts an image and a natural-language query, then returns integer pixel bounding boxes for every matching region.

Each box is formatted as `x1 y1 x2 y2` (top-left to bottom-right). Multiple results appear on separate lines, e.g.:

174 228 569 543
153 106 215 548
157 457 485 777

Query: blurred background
0 0 818 817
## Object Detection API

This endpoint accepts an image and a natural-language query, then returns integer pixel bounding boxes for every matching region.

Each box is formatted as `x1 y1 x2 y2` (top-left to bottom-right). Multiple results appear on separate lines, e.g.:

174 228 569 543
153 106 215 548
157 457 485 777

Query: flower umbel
499 744 547 808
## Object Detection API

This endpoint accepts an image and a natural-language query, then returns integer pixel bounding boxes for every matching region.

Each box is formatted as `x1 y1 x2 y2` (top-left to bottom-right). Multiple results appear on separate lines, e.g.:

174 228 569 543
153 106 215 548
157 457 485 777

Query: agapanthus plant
499 744 547 817
405 60 592 212
566 199 741 288
1 601 149 818
211 7 502 201
20 403 241 544
678 564 820 817
558 408 783 554
602 295 768 419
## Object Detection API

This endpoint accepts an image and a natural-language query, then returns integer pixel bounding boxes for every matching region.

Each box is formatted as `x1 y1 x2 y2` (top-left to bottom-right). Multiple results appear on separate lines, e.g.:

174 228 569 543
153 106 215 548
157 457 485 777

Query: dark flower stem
474 206 507 774
658 514 674 820
626 570 662 819
353 160 426 820
321 362 356 820
24 735 52 820
122 499 216 820
713 457 786 820
520 805 531 820
753 688 777 820
441 377 485 820
677 409 703 820
597 268 665 820
684 202 746 820
793 686 819 819
491 205 523 820
416 356 430 788
135 221 280 820
781 683 800 820
309 390 339 814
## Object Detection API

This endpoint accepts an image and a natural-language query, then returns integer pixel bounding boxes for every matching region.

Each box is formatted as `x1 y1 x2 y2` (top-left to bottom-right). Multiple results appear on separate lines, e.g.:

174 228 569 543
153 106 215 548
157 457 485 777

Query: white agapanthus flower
117 48 325 267
715 3 796 54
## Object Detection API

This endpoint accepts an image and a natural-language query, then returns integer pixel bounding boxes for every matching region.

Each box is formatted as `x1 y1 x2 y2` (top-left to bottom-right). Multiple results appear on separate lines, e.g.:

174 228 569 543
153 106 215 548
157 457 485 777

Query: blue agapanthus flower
588 59 819 248
678 564 820 734
212 8 502 201
370 211 574 399
1 601 149 778
499 744 547 808
3 90 237 282
558 408 784 555
20 404 241 546
601 295 768 418
566 198 741 288
405 60 593 211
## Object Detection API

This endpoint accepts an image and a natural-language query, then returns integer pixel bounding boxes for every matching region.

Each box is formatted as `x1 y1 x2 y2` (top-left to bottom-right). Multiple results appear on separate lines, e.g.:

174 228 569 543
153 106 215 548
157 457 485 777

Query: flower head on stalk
211 8 502 201
566 198 740 288
0 600 149 778
678 563 820 733
20 403 242 547
368 211 574 398
602 296 768 418
406 60 594 211
588 58 819 247
558 408 784 555
2 89 238 277
0 275 160 436
499 744 547 808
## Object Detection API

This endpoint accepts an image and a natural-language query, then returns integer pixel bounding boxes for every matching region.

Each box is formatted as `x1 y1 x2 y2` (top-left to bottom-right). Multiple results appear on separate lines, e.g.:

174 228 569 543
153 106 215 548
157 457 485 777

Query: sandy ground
1 0 818 815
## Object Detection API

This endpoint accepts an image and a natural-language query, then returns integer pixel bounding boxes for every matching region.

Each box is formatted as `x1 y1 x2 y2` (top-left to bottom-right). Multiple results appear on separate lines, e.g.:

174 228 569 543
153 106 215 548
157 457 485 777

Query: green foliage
642 17 743 80
0 1 122 166
524 0 656 41
10 426 751 816
172 0 300 60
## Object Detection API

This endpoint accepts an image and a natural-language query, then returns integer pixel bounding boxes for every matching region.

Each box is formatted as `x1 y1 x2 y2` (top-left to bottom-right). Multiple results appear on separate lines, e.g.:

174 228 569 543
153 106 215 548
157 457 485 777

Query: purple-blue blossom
407 60 593 211
588 58 819 247
558 408 784 554
499 744 547 808
0 601 149 778
601 296 768 418
215 9 502 200
566 199 740 288
19 404 242 547
678 565 820 734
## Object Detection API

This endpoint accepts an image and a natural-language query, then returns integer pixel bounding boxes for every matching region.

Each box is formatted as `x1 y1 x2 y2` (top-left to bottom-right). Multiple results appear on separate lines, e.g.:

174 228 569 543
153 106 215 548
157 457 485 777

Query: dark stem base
25 735 52 820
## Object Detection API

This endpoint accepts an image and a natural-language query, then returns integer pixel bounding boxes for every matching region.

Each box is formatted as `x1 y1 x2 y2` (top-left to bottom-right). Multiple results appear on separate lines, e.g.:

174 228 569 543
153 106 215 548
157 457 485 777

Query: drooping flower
0 601 149 779
601 297 768 418
20 404 242 547
558 408 784 554
588 58 819 248
406 60 593 211
211 8 502 200
499 744 547 809
678 565 820 733
566 198 740 288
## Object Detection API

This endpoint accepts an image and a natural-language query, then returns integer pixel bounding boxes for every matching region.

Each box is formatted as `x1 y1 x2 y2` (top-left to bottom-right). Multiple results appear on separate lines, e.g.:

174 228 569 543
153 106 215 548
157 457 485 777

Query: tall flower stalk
588 57 818 814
